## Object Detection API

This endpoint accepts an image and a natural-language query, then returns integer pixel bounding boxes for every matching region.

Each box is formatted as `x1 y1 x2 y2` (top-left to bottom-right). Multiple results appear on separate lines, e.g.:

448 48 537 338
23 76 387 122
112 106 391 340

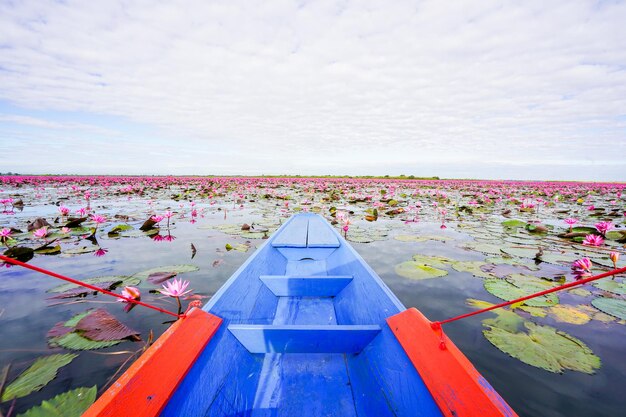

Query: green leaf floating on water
395 261 448 280
394 235 451 243
49 333 121 351
47 276 136 293
484 275 559 307
593 279 626 295
483 322 601 374
132 264 199 280
591 298 626 320
501 219 527 229
1 354 78 402
17 386 97 417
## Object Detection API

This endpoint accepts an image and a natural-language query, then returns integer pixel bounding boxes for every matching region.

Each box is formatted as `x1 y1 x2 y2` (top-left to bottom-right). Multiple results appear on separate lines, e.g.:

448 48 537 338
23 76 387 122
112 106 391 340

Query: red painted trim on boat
387 308 518 417
83 308 222 417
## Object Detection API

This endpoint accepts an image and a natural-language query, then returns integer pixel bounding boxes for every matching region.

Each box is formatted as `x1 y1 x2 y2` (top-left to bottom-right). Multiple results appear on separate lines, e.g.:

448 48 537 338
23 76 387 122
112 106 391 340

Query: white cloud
0 0 625 180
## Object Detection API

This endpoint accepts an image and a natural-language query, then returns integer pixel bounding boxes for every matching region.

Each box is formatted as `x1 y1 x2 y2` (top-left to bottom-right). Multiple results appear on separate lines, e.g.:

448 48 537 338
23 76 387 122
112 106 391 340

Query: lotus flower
571 258 592 279
91 214 106 224
151 215 164 223
582 234 604 246
0 228 11 238
564 218 578 232
159 278 192 298
610 252 620 269
33 227 48 239
118 286 141 303
594 221 614 236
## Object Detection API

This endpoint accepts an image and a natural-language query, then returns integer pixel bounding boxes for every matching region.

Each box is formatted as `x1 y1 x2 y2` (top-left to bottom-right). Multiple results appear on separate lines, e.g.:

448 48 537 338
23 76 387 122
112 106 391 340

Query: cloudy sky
1 0 625 181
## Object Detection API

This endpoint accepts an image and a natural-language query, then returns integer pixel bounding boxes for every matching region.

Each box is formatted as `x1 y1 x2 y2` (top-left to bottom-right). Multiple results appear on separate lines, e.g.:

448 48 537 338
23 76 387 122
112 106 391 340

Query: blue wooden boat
84 213 517 417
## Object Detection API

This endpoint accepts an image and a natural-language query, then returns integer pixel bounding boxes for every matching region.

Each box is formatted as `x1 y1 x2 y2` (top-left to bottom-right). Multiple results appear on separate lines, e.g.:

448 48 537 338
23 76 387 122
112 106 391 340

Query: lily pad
501 219 527 229
395 261 448 280
47 276 135 293
34 245 62 255
49 332 121 351
484 322 601 374
548 305 592 325
394 235 450 243
75 309 140 341
132 264 199 280
591 298 626 320
17 386 96 417
1 354 78 402
593 279 626 295
484 276 558 307
451 260 494 279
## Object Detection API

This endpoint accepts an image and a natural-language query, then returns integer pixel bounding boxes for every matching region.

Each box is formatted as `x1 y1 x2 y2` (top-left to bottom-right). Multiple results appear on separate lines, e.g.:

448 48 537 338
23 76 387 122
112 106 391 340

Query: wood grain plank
259 275 353 297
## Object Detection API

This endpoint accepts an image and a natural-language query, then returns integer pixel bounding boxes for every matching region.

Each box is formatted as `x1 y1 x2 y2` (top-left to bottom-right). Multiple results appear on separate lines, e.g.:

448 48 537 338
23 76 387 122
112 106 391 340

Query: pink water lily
118 286 141 302
610 252 620 269
159 278 192 298
564 218 578 232
582 234 604 246
91 214 106 224
0 228 11 238
33 227 48 239
151 215 164 223
58 206 70 216
594 221 614 236
571 257 592 279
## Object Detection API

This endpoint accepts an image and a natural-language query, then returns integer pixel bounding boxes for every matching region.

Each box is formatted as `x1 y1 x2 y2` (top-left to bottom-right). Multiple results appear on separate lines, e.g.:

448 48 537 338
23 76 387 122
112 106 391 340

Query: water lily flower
594 221 614 236
610 252 620 269
76 207 87 216
94 248 108 257
582 234 604 246
118 286 141 302
33 227 48 239
58 206 70 216
151 215 164 223
91 214 106 224
0 228 11 238
564 218 578 232
571 257 592 279
164 211 173 218
60 227 71 234
159 278 192 298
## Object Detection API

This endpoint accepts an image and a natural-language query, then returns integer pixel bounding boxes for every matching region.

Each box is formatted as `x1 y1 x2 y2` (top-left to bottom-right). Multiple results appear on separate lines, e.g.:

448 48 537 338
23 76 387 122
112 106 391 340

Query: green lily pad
484 322 601 374
60 246 99 257
484 276 558 307
17 386 97 417
591 298 626 320
34 245 61 255
395 261 448 280
132 264 199 280
108 224 133 234
462 242 503 255
593 279 626 295
451 260 494 279
47 276 135 293
501 219 527 229
394 235 450 243
1 354 78 402
548 305 592 325
466 299 524 332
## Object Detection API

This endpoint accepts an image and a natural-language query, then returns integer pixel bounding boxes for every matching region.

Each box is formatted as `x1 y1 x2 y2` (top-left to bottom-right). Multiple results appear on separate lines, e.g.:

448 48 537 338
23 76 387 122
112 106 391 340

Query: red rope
434 266 626 327
0 255 183 318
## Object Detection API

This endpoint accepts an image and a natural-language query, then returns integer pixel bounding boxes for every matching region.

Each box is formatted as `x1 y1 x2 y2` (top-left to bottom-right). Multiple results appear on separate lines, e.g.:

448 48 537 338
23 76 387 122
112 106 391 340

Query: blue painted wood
271 216 308 248
285 259 326 276
228 324 381 353
163 213 444 417
306 215 340 248
259 275 353 297
273 297 337 325
347 323 444 417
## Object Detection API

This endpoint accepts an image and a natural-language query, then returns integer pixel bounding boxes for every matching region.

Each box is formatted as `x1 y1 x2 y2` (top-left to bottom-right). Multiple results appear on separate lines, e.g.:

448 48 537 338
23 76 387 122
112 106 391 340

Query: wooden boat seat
228 324 381 353
259 275 353 296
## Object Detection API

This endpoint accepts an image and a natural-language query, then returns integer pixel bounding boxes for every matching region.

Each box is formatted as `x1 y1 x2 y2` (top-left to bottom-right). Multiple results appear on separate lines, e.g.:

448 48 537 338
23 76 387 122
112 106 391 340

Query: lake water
0 177 624 416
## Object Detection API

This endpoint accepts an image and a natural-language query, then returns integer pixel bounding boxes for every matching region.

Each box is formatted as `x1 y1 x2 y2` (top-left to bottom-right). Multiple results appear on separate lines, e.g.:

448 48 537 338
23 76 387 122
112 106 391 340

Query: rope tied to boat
432 266 626 328
0 255 185 319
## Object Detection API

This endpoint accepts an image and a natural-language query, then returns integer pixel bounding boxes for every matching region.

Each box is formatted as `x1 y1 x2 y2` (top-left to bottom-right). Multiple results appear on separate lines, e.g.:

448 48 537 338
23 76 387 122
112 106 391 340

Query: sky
0 0 625 181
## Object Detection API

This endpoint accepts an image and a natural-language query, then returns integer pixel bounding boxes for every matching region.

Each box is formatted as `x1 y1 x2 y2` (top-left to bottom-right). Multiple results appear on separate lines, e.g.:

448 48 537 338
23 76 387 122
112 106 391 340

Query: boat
84 213 517 417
